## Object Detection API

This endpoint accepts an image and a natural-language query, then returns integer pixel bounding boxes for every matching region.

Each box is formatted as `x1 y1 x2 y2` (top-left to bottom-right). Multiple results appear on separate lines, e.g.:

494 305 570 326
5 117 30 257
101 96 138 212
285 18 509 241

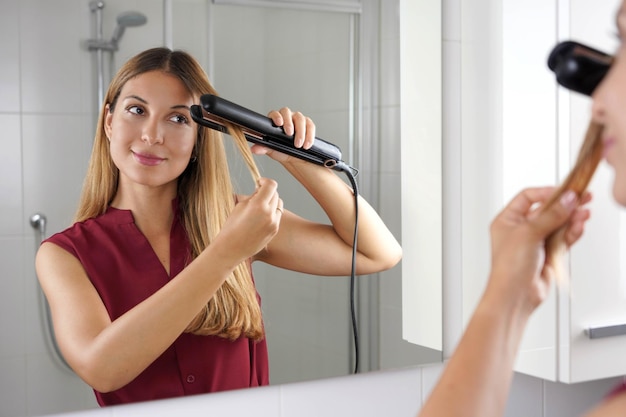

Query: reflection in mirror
2 0 442 416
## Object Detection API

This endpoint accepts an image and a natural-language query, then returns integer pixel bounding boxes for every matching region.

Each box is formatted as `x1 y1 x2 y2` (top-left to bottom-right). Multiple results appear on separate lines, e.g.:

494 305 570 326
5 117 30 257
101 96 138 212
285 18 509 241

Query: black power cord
335 162 360 374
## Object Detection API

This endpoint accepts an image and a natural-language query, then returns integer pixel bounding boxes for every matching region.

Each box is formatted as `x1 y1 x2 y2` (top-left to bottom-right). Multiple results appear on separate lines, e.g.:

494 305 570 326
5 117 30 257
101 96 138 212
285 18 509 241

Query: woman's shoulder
45 207 134 252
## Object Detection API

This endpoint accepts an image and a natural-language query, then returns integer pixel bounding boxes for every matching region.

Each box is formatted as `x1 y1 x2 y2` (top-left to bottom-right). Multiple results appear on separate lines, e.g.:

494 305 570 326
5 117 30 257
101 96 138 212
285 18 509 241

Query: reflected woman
35 47 402 406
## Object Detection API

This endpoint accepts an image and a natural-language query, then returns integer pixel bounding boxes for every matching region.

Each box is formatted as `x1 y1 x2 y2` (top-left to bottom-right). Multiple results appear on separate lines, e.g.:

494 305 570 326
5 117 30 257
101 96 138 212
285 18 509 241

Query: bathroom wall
0 0 624 417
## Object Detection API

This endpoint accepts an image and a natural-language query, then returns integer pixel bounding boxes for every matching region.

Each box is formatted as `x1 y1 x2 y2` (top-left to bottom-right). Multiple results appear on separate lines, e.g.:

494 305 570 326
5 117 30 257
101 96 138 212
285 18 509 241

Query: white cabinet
401 0 443 352
501 0 626 383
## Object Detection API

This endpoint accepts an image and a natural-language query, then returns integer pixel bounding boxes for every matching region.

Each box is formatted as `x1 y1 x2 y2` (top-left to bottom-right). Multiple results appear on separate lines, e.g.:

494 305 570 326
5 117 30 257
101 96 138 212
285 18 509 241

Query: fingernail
560 190 577 209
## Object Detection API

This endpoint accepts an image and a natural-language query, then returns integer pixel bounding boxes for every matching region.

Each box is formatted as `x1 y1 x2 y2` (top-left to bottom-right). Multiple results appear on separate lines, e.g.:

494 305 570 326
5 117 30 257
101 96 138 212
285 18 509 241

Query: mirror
2 0 442 415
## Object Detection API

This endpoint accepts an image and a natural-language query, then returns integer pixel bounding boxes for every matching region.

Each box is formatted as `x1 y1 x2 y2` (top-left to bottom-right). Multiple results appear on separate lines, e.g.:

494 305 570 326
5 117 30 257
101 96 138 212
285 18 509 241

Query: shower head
110 11 147 46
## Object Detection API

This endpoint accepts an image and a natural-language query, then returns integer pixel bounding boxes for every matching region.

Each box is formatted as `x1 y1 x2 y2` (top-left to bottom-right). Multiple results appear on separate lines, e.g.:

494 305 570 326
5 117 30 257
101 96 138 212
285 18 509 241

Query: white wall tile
170 0 210 68
22 114 93 237
0 238 26 358
0 356 27 417
209 4 267 109
26 353 97 416
380 37 400 108
19 0 91 114
260 269 352 385
420 363 444 403
305 110 351 154
0 0 21 113
544 377 623 417
102 0 166 73
266 332 350 385
24 236 50 358
261 11 351 114
0 115 23 236
504 373 544 417
379 106 401 174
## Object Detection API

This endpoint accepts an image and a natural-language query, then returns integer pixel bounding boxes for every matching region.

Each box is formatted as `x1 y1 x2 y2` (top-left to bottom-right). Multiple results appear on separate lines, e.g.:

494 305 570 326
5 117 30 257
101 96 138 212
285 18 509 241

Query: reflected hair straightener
190 94 357 176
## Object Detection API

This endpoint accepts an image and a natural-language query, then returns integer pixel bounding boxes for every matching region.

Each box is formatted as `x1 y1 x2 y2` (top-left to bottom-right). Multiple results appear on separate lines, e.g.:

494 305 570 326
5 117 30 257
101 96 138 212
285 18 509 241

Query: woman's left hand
250 107 316 162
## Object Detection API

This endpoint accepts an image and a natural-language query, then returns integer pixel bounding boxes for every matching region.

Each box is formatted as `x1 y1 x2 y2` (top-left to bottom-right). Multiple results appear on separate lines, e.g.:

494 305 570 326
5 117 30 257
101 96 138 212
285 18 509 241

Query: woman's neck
110 182 178 235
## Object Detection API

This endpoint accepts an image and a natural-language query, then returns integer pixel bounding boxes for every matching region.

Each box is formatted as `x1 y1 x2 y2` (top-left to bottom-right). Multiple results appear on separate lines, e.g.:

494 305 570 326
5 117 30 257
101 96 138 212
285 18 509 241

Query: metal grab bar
30 213 74 373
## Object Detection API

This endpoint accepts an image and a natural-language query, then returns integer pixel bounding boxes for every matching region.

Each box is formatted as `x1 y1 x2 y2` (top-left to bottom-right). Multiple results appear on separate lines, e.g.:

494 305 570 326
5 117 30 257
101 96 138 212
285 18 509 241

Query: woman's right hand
486 186 591 313
213 177 284 263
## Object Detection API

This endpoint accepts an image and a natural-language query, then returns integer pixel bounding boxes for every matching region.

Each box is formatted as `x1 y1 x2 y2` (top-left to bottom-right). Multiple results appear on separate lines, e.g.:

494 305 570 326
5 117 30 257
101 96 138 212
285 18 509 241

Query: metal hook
30 212 47 243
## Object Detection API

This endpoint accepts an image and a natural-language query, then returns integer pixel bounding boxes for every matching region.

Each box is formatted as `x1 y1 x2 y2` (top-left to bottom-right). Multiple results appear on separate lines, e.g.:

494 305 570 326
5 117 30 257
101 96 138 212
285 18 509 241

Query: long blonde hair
75 47 264 340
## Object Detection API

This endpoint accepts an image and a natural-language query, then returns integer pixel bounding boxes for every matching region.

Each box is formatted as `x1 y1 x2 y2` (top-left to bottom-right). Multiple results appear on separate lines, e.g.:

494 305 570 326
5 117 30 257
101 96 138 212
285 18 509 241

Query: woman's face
104 70 197 191
592 2 626 205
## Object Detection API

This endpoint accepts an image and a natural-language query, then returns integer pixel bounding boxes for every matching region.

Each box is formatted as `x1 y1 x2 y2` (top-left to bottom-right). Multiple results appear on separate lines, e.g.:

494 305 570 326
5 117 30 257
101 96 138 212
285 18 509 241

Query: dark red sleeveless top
44 203 269 406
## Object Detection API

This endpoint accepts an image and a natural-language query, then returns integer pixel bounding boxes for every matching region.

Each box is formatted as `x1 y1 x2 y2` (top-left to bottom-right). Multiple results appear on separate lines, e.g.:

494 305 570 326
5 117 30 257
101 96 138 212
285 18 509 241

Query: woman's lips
132 151 165 166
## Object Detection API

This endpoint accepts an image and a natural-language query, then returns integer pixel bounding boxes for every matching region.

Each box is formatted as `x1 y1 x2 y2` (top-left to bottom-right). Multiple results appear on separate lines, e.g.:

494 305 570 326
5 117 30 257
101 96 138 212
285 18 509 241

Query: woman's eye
171 114 189 124
128 105 144 115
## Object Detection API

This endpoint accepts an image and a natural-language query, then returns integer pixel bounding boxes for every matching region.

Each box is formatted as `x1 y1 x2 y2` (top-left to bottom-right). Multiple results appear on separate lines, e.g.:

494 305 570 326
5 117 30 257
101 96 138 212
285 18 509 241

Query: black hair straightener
190 94 357 176
547 40 613 96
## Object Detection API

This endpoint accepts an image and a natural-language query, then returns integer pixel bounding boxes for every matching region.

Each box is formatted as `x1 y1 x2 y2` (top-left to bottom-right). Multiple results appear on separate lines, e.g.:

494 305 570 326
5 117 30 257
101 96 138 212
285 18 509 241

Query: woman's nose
141 119 164 145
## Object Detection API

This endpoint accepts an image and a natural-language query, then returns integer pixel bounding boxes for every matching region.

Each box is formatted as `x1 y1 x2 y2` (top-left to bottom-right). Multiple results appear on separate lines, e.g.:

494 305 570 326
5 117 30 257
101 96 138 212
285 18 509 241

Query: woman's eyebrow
123 94 148 104
124 95 190 111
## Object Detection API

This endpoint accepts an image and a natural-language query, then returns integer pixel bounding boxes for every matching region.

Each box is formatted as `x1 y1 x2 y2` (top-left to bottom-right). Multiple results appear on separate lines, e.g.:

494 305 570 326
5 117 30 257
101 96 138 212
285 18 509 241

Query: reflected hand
250 107 316 162
488 186 591 311
214 178 284 262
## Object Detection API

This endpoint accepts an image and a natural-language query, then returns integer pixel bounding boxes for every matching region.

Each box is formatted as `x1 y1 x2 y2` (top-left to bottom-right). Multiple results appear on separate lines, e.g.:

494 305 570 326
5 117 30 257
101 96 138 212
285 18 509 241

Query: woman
417 2 626 417
35 47 402 406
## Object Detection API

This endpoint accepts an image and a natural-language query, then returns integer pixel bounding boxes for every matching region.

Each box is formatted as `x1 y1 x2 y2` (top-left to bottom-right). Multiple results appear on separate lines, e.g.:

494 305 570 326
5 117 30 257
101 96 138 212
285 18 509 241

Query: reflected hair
75 47 264 341
542 120 603 277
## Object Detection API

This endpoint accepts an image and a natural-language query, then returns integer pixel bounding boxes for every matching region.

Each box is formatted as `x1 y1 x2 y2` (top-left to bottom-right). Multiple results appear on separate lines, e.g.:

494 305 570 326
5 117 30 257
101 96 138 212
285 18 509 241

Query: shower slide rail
30 213 74 374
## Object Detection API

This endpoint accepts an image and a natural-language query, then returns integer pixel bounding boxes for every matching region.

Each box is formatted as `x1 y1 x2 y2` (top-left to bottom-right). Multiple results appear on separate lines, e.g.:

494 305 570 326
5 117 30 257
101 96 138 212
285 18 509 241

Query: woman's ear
104 104 113 140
